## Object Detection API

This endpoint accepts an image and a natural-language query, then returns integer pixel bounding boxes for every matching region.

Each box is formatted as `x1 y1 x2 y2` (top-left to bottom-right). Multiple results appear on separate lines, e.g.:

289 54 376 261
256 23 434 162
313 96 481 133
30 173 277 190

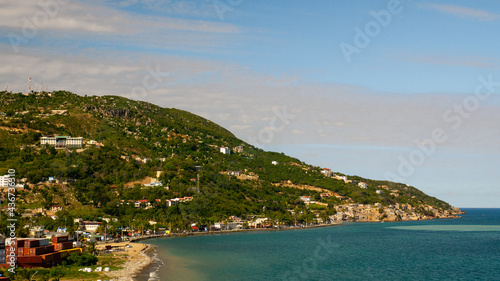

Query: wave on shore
135 245 164 281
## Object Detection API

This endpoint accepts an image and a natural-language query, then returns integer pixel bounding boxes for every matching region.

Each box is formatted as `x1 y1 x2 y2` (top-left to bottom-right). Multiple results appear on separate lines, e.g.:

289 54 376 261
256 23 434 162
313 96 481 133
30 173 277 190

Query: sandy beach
98 242 155 281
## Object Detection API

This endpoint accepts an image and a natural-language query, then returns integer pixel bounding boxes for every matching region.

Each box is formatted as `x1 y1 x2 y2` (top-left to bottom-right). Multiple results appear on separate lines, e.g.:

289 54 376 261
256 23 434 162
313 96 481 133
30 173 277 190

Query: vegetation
66 253 98 266
0 90 456 234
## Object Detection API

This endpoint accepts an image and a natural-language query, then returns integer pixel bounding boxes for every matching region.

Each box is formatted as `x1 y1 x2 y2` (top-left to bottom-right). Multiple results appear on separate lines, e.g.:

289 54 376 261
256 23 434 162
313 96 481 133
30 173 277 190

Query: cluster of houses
192 216 277 231
219 145 245 155
222 170 260 180
116 197 193 209
331 203 458 222
321 168 351 183
321 168 373 189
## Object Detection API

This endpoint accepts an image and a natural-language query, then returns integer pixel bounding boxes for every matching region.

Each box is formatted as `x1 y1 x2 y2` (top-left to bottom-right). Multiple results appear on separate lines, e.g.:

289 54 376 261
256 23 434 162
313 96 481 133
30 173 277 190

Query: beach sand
99 242 154 281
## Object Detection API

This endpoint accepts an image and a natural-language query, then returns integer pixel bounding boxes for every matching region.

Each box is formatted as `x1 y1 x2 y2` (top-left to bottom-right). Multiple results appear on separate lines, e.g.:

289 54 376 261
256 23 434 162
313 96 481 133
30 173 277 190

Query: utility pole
197 173 200 193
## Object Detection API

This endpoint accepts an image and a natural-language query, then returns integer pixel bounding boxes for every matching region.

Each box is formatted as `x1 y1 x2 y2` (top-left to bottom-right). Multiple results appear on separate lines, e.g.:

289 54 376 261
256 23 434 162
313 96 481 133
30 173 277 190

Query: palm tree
86 241 99 256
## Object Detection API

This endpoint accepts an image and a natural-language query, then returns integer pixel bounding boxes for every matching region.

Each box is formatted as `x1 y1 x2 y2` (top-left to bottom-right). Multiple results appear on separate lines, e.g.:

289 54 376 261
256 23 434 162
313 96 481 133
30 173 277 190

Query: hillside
0 91 462 235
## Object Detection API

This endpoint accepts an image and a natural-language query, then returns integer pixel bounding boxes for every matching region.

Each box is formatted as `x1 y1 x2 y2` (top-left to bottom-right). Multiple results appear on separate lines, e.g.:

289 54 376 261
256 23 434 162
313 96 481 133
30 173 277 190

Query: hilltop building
41 136 83 149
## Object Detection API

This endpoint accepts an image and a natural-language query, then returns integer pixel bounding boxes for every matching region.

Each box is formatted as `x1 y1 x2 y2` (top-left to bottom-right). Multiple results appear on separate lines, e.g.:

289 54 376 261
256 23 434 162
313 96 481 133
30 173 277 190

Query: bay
144 208 500 280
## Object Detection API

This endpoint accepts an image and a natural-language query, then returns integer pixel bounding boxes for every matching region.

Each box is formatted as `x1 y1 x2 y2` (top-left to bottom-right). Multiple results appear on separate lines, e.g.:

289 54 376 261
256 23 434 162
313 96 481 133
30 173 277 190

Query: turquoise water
144 209 500 280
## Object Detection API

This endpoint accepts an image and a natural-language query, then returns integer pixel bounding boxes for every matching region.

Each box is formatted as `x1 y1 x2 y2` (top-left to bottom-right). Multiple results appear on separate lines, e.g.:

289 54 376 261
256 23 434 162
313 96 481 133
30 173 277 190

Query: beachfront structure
41 136 83 149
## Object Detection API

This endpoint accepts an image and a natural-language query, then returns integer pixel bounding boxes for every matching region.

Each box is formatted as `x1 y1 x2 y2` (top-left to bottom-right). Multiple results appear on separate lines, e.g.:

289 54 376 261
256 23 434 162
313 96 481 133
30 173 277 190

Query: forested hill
0 91 461 232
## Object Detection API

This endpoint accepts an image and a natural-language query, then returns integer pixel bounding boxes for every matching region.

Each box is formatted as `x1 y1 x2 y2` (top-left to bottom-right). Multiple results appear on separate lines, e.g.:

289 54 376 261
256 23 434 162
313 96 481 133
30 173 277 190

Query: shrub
66 253 98 266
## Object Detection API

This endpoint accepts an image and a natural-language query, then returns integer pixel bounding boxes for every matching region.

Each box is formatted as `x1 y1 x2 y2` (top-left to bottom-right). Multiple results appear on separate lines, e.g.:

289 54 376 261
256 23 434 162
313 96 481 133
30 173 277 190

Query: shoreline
119 216 464 280
131 213 464 243
134 222 342 242
102 243 155 281
123 215 465 280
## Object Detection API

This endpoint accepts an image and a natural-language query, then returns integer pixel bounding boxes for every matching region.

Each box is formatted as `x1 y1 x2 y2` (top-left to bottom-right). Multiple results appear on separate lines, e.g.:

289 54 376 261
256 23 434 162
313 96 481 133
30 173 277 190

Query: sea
140 208 500 280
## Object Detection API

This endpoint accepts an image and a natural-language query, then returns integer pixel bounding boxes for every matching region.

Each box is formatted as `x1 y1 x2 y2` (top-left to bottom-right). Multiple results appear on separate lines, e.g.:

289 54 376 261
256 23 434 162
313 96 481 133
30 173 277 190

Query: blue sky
1 0 499 207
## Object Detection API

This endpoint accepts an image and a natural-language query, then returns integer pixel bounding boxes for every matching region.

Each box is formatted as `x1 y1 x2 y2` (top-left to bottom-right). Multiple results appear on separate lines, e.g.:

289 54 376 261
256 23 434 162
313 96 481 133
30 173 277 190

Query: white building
271 161 279 165
220 147 231 154
321 168 334 177
0 175 12 187
83 221 101 233
358 182 368 189
300 196 311 203
166 198 180 207
41 136 83 149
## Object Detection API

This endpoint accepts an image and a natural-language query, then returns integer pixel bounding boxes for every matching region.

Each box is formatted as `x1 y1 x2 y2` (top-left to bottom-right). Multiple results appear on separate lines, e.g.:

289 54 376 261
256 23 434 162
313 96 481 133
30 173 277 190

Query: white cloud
0 0 242 55
399 53 499 69
421 4 500 21
1 48 499 155
0 1 240 34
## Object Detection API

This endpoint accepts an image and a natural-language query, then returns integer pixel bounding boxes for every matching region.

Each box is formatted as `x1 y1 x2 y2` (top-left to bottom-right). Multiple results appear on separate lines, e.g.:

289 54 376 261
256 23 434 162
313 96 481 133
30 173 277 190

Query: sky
0 0 499 208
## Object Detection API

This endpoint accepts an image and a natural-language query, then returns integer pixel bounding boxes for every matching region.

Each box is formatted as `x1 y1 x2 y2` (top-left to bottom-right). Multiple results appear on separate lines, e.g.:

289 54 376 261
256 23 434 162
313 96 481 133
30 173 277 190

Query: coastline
115 216 463 280
125 209 499 280
102 243 155 281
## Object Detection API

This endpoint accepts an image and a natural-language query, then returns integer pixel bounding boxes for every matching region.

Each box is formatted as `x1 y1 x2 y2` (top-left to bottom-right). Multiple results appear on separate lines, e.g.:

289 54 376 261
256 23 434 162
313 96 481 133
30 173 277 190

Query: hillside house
166 198 180 207
83 221 101 232
320 193 331 199
220 147 231 154
358 182 368 189
321 168 334 177
29 226 45 238
50 205 63 212
135 199 150 208
300 196 311 203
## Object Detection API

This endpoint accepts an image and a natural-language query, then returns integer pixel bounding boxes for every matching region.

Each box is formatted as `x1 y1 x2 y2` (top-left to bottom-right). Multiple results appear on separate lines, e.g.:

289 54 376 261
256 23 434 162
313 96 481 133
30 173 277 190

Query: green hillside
0 91 460 235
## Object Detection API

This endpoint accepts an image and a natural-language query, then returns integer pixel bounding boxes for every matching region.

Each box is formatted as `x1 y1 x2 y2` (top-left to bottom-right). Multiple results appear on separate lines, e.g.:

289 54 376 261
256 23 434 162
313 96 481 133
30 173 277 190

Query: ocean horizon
142 208 500 280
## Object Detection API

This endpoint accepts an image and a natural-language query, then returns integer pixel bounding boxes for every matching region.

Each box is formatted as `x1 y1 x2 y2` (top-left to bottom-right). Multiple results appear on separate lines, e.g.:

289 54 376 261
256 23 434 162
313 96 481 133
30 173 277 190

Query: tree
15 226 29 238
85 241 99 257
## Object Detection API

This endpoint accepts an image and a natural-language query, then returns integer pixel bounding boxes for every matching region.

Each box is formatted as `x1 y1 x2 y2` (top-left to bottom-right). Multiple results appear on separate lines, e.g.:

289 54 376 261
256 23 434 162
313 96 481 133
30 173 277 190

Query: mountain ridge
0 90 462 234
